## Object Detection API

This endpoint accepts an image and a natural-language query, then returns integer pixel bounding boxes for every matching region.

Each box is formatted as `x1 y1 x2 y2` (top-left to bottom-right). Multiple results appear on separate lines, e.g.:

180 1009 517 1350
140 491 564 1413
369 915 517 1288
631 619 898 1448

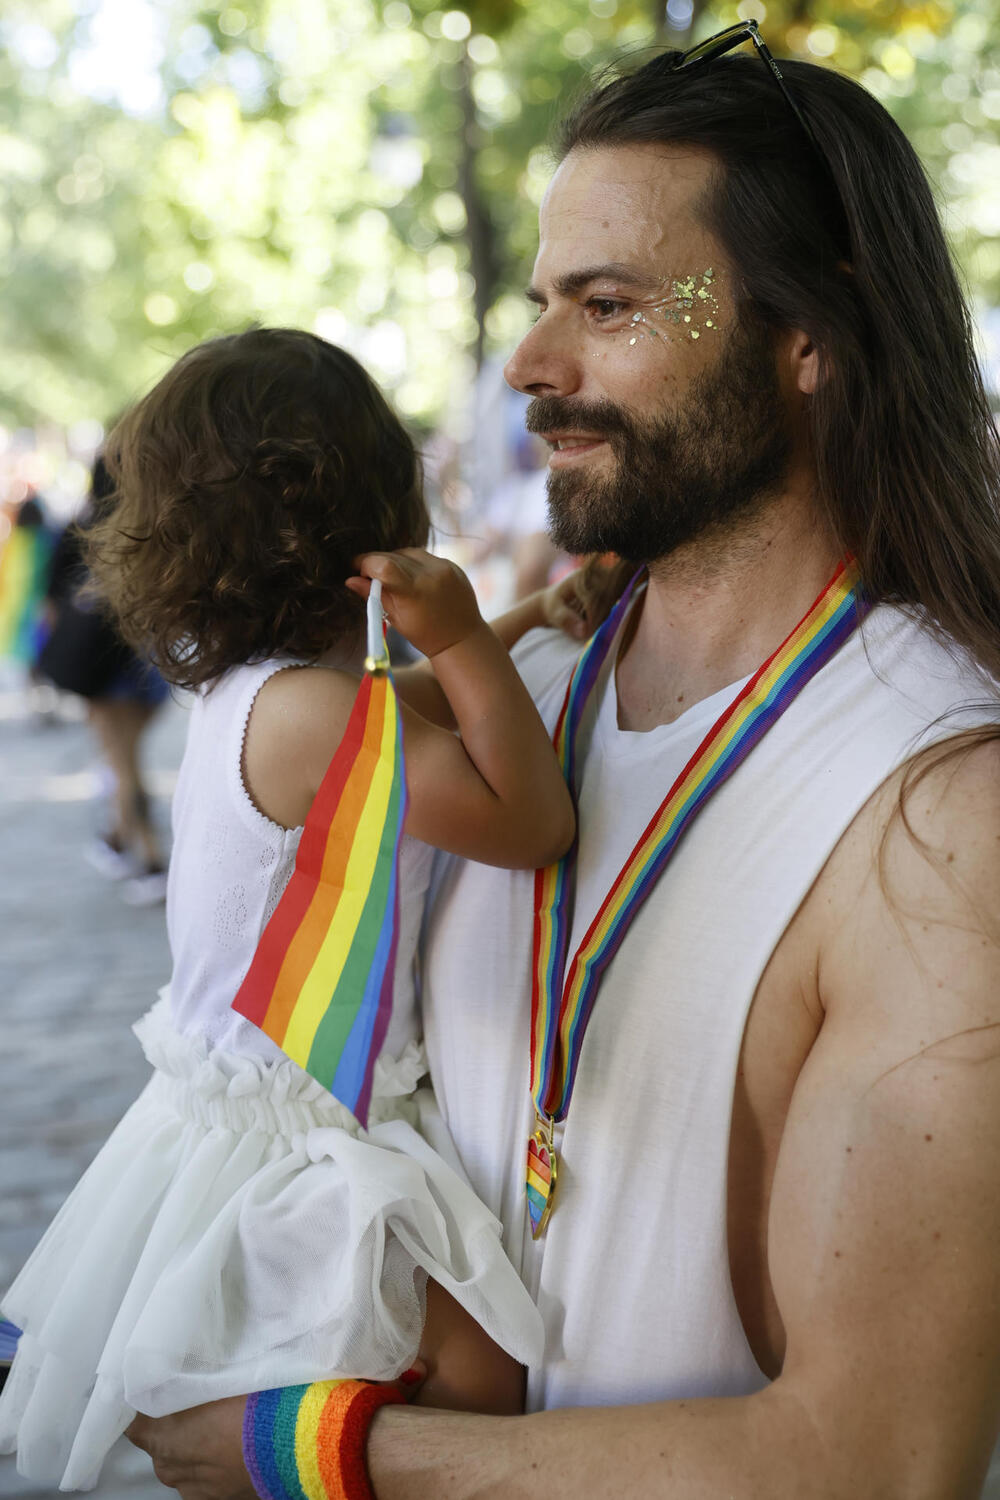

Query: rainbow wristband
243 1380 404 1500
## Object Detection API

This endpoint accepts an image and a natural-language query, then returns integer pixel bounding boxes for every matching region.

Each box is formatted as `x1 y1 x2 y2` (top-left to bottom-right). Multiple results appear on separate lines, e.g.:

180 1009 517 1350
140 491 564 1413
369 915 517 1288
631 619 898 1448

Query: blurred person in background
462 364 569 606
39 451 169 905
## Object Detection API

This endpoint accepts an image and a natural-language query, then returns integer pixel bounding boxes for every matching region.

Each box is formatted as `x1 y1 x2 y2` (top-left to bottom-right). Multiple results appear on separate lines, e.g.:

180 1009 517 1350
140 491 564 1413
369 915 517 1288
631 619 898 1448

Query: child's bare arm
349 549 575 869
392 564 591 730
415 1281 524 1416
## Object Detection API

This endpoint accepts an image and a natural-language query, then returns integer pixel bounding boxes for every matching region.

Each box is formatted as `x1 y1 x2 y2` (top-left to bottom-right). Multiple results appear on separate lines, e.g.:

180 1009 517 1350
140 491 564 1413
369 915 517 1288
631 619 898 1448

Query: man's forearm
367 1385 836 1500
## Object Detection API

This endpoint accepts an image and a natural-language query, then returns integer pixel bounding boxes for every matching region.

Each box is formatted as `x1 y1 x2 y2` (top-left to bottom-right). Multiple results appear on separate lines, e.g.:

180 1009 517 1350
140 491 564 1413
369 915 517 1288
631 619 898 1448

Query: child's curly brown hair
86 328 428 690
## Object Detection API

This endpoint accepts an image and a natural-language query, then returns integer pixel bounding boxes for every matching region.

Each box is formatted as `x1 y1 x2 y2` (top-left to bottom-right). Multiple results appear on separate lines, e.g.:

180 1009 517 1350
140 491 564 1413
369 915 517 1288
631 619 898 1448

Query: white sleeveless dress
0 658 543 1490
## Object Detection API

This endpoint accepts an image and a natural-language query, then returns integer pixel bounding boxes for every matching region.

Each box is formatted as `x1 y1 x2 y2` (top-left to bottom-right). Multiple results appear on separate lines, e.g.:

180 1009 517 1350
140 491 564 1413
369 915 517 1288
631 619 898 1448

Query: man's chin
546 472 622 556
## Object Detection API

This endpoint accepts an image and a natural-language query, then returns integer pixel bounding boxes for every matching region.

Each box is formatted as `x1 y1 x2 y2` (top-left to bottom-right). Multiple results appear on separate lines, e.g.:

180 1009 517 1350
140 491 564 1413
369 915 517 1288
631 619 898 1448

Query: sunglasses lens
675 23 752 70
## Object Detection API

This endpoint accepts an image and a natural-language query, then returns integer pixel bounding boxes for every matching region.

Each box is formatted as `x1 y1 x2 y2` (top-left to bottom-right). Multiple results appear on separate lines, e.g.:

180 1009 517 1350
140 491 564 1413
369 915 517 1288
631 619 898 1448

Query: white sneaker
122 868 169 906
84 836 138 881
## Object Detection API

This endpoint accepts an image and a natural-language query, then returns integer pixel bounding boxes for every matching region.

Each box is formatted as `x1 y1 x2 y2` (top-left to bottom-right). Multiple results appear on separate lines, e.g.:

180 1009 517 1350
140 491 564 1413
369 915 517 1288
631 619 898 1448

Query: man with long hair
130 35 1000 1498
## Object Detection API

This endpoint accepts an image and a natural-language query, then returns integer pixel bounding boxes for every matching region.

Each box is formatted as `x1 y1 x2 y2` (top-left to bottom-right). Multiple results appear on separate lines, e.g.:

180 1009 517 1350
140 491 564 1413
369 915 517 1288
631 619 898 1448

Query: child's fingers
541 571 591 639
353 552 419 591
393 1361 427 1401
344 576 372 600
548 601 588 639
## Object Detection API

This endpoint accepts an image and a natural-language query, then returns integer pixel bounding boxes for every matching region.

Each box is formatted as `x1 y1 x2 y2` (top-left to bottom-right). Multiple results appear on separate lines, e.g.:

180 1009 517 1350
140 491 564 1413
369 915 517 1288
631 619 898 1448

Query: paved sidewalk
0 675 189 1497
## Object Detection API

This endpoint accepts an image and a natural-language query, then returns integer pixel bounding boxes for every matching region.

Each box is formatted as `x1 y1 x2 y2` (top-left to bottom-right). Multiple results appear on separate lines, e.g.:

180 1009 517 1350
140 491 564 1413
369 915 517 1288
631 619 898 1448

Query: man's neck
615 498 843 732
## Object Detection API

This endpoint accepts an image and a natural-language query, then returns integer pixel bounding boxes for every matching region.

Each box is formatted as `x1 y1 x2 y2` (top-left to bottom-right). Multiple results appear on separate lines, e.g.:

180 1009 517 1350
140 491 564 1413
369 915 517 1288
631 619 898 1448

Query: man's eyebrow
525 263 661 304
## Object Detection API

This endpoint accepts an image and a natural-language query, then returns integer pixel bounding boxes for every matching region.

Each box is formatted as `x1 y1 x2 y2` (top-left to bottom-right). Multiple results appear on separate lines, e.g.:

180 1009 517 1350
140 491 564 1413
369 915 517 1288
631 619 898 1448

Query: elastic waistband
132 996 426 1137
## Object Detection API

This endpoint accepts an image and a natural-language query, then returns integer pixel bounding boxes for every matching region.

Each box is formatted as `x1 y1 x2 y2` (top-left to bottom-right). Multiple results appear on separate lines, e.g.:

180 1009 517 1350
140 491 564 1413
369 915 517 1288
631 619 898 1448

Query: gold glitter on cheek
641 266 722 342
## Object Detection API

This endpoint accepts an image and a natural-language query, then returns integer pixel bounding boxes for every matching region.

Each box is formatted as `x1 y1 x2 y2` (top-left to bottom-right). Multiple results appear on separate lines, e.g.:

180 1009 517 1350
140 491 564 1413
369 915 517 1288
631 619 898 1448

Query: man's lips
539 431 611 466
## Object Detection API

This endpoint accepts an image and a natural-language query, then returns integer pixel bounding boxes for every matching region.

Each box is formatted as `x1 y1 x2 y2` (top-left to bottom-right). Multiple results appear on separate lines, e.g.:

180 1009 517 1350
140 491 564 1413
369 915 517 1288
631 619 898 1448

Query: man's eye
586 298 628 322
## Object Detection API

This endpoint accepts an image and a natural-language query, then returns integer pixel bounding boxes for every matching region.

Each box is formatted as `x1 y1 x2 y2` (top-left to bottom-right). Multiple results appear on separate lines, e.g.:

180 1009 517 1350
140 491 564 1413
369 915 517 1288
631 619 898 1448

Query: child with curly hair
0 328 579 1490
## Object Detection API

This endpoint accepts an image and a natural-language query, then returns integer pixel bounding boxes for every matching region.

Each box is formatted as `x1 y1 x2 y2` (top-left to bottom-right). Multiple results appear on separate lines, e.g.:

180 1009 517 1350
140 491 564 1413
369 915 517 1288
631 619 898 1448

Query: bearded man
131 29 1000 1499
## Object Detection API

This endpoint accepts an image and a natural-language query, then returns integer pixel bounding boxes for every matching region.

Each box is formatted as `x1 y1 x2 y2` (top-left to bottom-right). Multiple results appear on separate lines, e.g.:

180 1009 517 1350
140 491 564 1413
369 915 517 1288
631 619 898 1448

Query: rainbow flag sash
526 560 867 1237
233 583 406 1127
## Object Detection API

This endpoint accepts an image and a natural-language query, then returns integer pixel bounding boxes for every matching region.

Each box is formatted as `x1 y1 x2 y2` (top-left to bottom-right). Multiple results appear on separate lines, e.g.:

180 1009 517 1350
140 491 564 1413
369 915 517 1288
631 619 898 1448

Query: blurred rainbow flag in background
0 523 52 664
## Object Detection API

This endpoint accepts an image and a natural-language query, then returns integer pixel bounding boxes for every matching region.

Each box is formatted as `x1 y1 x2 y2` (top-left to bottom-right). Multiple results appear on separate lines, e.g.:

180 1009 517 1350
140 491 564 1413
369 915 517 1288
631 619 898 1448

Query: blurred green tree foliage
0 0 997 431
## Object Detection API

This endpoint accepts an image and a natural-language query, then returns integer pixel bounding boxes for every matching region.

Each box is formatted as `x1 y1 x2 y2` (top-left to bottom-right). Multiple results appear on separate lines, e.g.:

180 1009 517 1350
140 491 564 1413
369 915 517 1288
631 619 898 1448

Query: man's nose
504 314 581 398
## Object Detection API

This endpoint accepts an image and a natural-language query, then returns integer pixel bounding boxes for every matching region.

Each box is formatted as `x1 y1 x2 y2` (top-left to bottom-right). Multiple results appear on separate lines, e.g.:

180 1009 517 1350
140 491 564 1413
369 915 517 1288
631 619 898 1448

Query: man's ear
786 328 821 396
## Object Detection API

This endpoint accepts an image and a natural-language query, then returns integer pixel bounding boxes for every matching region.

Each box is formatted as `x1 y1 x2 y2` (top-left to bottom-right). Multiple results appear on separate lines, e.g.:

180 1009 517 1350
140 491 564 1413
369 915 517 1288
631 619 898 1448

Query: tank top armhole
229 660 310 840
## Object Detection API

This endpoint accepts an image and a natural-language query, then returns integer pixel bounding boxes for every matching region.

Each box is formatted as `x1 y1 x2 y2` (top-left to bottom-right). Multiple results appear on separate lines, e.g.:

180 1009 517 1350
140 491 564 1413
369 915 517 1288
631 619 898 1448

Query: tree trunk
455 46 499 368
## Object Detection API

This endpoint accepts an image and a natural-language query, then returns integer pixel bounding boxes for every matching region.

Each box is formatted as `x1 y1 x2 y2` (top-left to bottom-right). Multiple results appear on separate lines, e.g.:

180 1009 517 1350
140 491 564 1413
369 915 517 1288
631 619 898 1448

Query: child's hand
539 567 592 641
538 555 635 642
348 549 485 660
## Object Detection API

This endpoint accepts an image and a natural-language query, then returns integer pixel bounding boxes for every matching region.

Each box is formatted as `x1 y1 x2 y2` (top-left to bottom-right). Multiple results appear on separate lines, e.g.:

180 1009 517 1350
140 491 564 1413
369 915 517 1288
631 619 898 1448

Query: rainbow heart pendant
526 1125 557 1239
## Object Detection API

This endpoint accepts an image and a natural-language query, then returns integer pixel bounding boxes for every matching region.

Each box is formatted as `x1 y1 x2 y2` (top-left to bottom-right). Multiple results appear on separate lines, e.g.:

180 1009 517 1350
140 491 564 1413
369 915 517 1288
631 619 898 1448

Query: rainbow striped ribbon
527 560 866 1234
233 584 406 1127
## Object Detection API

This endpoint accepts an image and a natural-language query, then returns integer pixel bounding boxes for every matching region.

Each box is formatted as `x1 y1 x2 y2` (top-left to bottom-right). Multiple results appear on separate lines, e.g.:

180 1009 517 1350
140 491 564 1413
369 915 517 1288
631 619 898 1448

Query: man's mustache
524 396 635 444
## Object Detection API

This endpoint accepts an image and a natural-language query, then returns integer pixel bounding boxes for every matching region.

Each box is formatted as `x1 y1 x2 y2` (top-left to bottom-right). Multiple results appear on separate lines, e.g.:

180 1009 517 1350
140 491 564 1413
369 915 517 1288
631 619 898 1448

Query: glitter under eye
646 268 721 340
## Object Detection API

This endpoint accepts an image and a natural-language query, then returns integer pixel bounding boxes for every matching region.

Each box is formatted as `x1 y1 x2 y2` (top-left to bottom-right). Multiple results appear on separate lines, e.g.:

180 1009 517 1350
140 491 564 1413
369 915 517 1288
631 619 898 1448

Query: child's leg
414 1279 526 1415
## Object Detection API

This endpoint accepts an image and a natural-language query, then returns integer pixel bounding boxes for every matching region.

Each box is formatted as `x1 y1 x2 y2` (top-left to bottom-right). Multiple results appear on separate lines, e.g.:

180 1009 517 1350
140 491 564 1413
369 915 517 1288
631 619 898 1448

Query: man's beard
525 309 793 563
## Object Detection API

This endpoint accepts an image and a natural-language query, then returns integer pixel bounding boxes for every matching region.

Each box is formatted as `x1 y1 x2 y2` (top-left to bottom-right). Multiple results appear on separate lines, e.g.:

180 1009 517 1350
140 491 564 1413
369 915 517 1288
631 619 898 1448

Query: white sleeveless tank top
420 602 998 1413
166 658 432 1064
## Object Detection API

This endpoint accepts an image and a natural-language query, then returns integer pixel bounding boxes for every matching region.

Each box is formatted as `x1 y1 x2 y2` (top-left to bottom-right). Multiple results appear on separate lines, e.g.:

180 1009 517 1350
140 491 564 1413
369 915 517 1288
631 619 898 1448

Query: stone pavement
0 672 189 1497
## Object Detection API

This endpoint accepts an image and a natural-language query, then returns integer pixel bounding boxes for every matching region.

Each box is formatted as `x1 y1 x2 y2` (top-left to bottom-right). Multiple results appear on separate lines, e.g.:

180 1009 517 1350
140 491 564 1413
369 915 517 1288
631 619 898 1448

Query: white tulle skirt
0 998 543 1490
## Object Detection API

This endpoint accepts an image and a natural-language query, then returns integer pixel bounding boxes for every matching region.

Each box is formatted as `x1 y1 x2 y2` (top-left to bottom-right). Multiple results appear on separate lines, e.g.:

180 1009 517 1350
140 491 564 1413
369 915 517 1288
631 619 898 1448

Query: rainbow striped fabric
233 586 406 1127
0 524 52 663
243 1380 403 1500
530 559 866 1137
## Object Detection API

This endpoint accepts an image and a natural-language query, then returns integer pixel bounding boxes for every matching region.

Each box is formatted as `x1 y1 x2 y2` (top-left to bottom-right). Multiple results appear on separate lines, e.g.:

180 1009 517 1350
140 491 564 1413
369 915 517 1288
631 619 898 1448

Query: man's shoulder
815 721 1000 1032
858 603 998 721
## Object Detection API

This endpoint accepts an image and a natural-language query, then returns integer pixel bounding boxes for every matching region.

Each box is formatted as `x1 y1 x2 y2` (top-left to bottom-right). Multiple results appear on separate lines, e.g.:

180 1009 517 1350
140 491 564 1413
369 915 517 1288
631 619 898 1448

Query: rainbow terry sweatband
243 1380 404 1500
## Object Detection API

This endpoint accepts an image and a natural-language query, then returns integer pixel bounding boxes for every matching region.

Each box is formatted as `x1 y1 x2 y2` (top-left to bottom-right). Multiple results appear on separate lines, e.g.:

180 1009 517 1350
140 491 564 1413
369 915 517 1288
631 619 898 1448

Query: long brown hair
557 52 1000 681
88 329 427 690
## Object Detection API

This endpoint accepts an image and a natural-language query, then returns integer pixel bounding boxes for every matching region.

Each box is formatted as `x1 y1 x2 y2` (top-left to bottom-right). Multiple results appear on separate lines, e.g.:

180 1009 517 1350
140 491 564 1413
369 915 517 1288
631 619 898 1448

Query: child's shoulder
243 664 361 830
253 659 358 715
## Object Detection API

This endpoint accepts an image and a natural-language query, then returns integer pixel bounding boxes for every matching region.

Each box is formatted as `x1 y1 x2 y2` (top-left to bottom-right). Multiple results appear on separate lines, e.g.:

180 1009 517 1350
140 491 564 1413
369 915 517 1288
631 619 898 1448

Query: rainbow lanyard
233 583 406 1128
525 559 867 1237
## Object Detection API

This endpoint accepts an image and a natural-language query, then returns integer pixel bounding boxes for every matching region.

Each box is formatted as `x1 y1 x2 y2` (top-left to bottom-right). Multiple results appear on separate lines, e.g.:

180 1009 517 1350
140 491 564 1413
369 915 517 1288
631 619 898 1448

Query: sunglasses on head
669 20 851 257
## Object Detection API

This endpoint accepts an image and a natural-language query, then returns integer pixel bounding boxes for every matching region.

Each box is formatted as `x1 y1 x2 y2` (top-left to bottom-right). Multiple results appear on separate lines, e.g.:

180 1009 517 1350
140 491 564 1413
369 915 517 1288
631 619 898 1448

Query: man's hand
127 1371 427 1500
348 548 484 661
126 1396 252 1500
